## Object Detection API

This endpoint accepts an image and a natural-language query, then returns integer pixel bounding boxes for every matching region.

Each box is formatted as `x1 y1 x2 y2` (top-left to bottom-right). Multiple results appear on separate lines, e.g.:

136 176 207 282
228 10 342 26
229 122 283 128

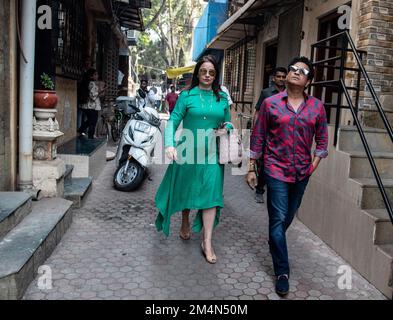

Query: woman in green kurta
155 56 232 264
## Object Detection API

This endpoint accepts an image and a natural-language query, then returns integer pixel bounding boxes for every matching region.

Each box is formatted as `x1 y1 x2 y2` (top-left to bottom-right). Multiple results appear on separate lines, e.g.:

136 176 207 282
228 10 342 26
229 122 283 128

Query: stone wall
0 0 11 191
357 0 393 128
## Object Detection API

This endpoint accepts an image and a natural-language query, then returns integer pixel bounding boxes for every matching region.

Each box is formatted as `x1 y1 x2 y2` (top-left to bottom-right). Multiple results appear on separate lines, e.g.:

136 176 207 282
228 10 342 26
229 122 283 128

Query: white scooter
114 103 161 191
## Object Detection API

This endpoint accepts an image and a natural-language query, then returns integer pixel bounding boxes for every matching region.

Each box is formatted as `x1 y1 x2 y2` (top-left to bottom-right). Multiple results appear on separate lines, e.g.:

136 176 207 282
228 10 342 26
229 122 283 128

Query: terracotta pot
34 90 58 109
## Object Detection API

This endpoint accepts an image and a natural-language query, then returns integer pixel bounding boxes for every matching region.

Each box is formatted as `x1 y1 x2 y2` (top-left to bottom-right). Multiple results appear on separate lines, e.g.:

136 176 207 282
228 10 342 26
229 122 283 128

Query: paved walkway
24 149 387 300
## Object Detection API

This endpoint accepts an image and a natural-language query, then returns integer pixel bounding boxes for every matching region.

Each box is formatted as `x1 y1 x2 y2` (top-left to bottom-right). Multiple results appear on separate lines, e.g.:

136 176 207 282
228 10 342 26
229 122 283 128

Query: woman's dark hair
288 56 314 81
79 68 97 104
189 55 221 101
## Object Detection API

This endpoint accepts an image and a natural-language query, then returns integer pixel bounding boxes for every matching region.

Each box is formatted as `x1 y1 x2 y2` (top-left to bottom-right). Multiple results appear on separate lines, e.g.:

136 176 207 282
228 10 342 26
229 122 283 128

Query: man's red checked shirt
250 90 329 183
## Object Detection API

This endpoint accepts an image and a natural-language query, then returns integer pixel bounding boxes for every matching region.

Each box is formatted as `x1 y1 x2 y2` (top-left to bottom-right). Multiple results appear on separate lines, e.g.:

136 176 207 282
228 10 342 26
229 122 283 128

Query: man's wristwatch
248 162 256 173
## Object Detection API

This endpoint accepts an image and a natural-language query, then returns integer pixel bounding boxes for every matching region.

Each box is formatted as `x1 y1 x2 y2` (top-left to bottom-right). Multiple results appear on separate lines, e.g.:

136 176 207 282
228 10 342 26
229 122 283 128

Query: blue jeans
265 174 310 277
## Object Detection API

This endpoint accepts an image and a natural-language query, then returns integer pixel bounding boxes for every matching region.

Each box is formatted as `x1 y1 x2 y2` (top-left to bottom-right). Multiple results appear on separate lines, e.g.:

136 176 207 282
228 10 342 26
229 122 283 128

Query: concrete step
350 178 393 210
0 193 32 239
64 165 74 183
375 244 393 299
348 152 393 179
0 198 73 300
64 177 93 209
338 126 393 153
364 209 393 245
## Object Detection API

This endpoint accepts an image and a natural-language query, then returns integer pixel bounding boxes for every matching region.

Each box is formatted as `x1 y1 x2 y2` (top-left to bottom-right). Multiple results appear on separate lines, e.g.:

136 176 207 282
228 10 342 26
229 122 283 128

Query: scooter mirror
129 103 141 113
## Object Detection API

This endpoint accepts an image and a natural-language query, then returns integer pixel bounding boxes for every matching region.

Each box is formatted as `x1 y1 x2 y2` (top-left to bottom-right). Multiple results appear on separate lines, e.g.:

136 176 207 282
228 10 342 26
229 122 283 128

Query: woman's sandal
201 242 217 264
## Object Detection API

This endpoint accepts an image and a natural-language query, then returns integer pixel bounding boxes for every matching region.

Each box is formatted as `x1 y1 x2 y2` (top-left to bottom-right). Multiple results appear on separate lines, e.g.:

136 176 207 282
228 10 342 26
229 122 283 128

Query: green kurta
155 86 231 236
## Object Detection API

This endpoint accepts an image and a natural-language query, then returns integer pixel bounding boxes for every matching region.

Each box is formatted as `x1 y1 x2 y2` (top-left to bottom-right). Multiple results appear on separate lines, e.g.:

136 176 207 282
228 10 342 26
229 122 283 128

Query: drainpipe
18 0 40 198
9 0 18 190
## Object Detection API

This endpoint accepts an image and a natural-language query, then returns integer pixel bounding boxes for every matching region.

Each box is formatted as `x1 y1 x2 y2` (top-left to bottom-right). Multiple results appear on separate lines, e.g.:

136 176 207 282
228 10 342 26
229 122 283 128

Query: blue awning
192 0 229 61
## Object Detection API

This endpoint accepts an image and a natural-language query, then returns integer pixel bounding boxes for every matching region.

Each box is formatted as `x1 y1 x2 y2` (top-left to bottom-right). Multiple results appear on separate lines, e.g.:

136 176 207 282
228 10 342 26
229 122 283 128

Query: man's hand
310 156 321 175
165 146 178 161
246 171 257 191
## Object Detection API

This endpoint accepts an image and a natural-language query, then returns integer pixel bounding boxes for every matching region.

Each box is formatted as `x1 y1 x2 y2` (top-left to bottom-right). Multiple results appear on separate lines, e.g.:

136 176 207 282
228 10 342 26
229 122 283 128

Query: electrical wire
16 0 28 63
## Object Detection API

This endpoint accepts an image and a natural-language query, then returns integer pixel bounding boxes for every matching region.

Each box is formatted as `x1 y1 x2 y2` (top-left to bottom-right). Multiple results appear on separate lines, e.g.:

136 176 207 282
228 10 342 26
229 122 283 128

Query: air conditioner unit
124 29 139 46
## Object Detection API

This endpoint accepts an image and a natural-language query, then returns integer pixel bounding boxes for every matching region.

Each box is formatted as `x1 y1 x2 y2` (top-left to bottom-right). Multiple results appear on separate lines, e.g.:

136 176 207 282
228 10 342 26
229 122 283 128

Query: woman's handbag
216 122 244 165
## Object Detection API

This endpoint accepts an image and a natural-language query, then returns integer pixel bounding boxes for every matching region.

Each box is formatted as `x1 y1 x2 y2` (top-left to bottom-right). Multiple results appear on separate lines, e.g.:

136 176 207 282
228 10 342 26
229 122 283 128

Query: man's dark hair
140 79 148 85
273 67 287 76
288 56 314 81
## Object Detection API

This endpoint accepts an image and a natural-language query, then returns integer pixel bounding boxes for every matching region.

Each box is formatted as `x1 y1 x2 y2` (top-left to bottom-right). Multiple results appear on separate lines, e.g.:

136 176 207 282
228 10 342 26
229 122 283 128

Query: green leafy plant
40 73 55 90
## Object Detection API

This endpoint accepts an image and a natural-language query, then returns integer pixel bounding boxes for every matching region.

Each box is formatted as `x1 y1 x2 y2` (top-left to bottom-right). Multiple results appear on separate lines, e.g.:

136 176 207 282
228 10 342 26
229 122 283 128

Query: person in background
165 85 179 114
137 79 156 109
247 56 328 297
78 69 106 139
253 67 287 204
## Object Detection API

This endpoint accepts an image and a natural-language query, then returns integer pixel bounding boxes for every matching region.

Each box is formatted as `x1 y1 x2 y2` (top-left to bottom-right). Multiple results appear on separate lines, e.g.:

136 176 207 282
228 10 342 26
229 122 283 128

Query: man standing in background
165 85 179 114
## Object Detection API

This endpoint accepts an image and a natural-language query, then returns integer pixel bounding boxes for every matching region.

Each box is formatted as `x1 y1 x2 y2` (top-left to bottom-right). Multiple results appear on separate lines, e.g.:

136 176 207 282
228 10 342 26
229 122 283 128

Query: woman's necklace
200 91 214 120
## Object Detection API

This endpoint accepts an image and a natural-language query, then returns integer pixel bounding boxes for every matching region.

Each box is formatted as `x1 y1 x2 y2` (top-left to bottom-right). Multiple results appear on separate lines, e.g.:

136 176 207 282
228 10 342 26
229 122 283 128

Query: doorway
263 42 278 89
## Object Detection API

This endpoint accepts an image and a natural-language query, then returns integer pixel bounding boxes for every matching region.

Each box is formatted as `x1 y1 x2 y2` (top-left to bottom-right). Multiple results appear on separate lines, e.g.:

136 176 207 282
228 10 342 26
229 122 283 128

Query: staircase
339 126 393 298
0 193 73 300
298 31 393 299
64 165 93 209
0 163 92 300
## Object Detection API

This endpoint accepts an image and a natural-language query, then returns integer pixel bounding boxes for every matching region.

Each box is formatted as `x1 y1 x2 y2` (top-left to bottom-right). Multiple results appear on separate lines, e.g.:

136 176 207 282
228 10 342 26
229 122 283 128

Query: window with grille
96 23 120 102
244 41 256 96
54 0 86 79
224 38 256 105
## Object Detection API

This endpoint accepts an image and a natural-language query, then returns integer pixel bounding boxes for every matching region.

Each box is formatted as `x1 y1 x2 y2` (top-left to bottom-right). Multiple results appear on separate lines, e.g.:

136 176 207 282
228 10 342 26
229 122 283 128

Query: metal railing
310 30 393 224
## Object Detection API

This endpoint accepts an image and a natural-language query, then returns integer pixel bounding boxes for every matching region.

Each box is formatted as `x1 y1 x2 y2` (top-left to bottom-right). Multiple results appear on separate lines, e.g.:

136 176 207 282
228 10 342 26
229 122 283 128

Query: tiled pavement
24 149 387 300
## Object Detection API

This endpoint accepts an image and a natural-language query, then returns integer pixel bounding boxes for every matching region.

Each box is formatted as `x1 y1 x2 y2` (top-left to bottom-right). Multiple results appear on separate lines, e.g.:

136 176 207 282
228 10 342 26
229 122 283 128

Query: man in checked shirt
246 56 329 297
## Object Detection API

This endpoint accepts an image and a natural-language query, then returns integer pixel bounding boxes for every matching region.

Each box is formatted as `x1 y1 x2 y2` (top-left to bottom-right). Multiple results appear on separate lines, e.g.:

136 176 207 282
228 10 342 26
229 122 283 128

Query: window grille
54 0 86 79
224 38 256 115
96 23 120 103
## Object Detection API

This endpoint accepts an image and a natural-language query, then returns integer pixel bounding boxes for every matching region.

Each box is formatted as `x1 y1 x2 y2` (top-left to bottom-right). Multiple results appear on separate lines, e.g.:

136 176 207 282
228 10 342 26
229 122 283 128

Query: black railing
310 30 393 224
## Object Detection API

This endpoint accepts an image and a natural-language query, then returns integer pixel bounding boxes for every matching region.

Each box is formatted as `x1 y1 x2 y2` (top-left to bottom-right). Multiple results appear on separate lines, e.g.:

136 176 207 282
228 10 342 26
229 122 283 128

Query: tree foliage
137 0 204 78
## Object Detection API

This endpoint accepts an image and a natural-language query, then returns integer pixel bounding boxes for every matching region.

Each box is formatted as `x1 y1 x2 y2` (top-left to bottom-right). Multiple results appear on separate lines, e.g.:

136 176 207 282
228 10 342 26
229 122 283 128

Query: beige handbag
216 122 244 165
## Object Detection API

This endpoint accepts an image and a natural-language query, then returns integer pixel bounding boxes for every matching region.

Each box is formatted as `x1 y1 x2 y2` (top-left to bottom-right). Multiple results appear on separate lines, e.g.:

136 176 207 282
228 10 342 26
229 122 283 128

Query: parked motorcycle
113 102 161 191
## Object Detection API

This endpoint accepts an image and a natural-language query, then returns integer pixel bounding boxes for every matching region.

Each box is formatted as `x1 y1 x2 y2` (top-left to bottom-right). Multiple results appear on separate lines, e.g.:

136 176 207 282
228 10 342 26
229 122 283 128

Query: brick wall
357 0 393 128
0 0 11 190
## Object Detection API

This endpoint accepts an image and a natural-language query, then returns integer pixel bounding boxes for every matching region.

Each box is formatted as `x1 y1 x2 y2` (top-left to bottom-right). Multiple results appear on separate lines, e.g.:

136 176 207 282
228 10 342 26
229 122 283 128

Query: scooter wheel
113 160 145 192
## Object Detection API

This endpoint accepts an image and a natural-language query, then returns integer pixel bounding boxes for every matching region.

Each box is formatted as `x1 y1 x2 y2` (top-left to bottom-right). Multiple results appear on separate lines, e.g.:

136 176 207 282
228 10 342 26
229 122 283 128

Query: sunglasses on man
289 65 310 77
199 68 216 77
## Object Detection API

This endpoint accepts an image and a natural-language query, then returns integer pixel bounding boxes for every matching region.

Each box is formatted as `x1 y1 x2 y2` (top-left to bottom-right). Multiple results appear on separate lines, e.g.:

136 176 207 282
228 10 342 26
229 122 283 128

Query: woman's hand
165 146 178 161
215 128 228 136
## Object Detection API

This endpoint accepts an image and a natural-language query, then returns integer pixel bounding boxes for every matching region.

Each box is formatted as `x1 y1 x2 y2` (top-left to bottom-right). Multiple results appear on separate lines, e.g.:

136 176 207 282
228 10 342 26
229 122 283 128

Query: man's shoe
275 274 289 297
255 193 264 204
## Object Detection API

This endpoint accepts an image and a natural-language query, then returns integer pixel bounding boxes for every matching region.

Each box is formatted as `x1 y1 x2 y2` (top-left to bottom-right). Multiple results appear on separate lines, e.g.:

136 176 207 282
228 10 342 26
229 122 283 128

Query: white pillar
19 0 37 192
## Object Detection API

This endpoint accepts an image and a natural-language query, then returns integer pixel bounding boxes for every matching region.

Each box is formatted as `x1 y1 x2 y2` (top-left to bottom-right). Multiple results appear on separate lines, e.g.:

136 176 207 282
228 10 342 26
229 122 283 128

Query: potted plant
34 73 58 108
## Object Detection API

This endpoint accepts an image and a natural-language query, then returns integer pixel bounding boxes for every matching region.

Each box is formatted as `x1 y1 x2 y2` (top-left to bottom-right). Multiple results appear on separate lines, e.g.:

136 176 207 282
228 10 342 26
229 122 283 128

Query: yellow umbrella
166 64 196 79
